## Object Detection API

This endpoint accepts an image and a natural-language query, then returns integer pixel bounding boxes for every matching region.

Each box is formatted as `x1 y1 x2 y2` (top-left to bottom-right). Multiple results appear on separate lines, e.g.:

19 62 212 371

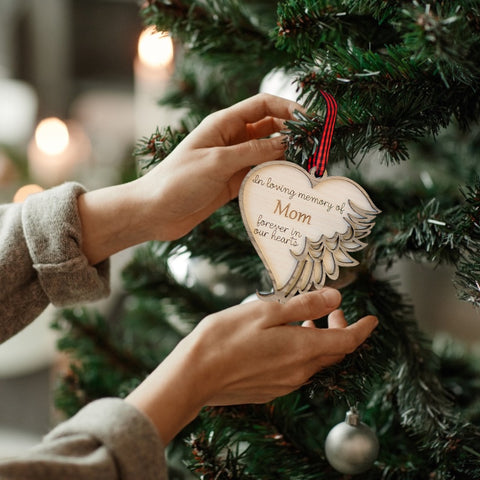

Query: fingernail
272 134 287 149
321 288 341 308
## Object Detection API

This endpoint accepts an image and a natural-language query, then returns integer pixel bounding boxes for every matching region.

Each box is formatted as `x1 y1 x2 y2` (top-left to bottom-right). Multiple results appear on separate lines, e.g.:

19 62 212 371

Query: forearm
77 180 152 265
125 335 210 445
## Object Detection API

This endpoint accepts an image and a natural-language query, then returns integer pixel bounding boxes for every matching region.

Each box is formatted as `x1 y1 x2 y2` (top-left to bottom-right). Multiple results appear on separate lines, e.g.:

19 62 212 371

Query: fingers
177 94 303 174
273 288 342 325
327 309 348 329
221 135 288 171
297 305 376 364
311 314 378 356
345 314 378 345
246 116 288 140
227 93 303 125
302 309 355 331
251 288 341 331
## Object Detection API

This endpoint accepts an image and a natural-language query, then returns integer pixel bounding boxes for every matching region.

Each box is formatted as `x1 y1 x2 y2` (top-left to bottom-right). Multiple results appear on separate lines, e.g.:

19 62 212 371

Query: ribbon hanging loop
307 91 337 178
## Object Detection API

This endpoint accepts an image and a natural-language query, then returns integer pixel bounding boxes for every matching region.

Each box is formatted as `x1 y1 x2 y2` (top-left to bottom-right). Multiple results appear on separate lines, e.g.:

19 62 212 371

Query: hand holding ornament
77 93 303 265
125 288 377 444
74 93 377 449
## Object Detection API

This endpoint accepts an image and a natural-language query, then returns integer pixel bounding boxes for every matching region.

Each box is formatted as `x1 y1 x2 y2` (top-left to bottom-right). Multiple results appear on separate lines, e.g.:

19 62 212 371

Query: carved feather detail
258 200 379 302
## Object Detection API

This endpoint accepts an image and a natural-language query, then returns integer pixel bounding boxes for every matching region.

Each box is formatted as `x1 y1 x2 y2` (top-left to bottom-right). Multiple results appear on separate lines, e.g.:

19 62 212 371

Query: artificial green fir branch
274 0 480 165
454 181 480 307
400 2 480 88
141 1 285 104
284 53 479 165
371 197 463 267
370 178 480 306
276 0 480 79
455 259 480 308
275 0 400 56
141 0 279 63
122 241 217 317
323 274 480 477
134 126 188 171
52 308 153 417
188 397 336 480
55 1 480 478
53 243 220 419
186 274 480 479
296 43 480 125
142 0 269 40
187 419 256 480
53 308 150 376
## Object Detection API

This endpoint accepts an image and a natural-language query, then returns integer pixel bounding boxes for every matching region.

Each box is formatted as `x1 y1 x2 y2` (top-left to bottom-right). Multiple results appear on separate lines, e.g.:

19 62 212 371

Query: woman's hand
78 93 302 265
137 92 302 241
125 288 378 445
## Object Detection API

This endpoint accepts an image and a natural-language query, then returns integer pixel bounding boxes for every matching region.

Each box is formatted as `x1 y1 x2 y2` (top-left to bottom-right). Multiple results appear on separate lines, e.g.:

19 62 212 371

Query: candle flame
138 26 174 68
35 118 69 155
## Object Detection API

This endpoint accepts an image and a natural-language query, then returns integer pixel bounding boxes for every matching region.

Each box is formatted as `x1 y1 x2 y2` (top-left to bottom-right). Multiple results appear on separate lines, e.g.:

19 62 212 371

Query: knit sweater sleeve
0 398 167 480
0 182 110 343
0 185 168 479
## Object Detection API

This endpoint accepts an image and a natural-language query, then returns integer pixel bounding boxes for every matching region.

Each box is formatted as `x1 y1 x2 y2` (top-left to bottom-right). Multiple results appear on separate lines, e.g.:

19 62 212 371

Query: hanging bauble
259 68 298 101
168 252 255 307
324 407 379 475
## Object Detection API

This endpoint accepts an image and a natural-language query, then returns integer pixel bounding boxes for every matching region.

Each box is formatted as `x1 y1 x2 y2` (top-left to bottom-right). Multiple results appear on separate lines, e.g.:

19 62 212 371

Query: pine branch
336 274 480 477
140 1 292 112
141 0 282 64
52 308 153 416
454 181 480 308
275 0 399 56
133 125 188 170
122 241 218 316
275 0 480 167
189 396 336 480
399 2 480 87
369 177 480 307
53 309 151 376
282 50 479 165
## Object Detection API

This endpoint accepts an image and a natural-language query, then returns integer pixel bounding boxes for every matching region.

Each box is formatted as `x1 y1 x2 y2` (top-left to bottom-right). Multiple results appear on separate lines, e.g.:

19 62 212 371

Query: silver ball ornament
325 408 379 475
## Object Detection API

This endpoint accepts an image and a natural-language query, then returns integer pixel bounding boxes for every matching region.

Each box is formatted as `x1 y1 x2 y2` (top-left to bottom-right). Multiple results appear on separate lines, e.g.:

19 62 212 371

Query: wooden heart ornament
239 161 380 302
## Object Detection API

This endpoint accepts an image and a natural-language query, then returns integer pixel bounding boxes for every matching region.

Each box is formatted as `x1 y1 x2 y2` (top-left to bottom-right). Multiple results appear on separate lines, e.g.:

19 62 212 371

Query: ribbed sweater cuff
46 398 166 480
22 182 110 306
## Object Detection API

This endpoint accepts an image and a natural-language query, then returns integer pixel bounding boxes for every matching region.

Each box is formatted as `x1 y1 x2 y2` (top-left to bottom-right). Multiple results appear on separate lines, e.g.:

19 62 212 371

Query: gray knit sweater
0 183 167 479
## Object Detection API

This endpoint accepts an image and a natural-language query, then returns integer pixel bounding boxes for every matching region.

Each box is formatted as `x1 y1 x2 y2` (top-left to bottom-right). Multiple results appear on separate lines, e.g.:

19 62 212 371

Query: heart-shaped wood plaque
239 161 380 302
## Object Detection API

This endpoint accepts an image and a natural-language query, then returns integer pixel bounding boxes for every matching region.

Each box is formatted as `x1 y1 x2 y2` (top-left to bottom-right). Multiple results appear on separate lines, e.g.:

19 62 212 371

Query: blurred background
0 0 478 461
0 0 179 456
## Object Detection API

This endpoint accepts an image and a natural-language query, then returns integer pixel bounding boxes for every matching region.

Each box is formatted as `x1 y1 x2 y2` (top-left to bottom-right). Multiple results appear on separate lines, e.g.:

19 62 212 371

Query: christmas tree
53 1 480 478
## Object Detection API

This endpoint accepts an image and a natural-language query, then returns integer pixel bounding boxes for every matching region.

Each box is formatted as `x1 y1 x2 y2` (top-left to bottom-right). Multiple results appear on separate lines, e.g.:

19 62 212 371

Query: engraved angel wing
259 200 379 302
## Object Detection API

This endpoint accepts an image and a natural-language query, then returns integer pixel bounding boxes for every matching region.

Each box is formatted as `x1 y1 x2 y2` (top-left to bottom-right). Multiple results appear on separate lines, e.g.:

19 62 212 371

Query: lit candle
35 117 69 155
13 184 44 203
138 26 174 69
28 117 90 187
134 26 177 139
